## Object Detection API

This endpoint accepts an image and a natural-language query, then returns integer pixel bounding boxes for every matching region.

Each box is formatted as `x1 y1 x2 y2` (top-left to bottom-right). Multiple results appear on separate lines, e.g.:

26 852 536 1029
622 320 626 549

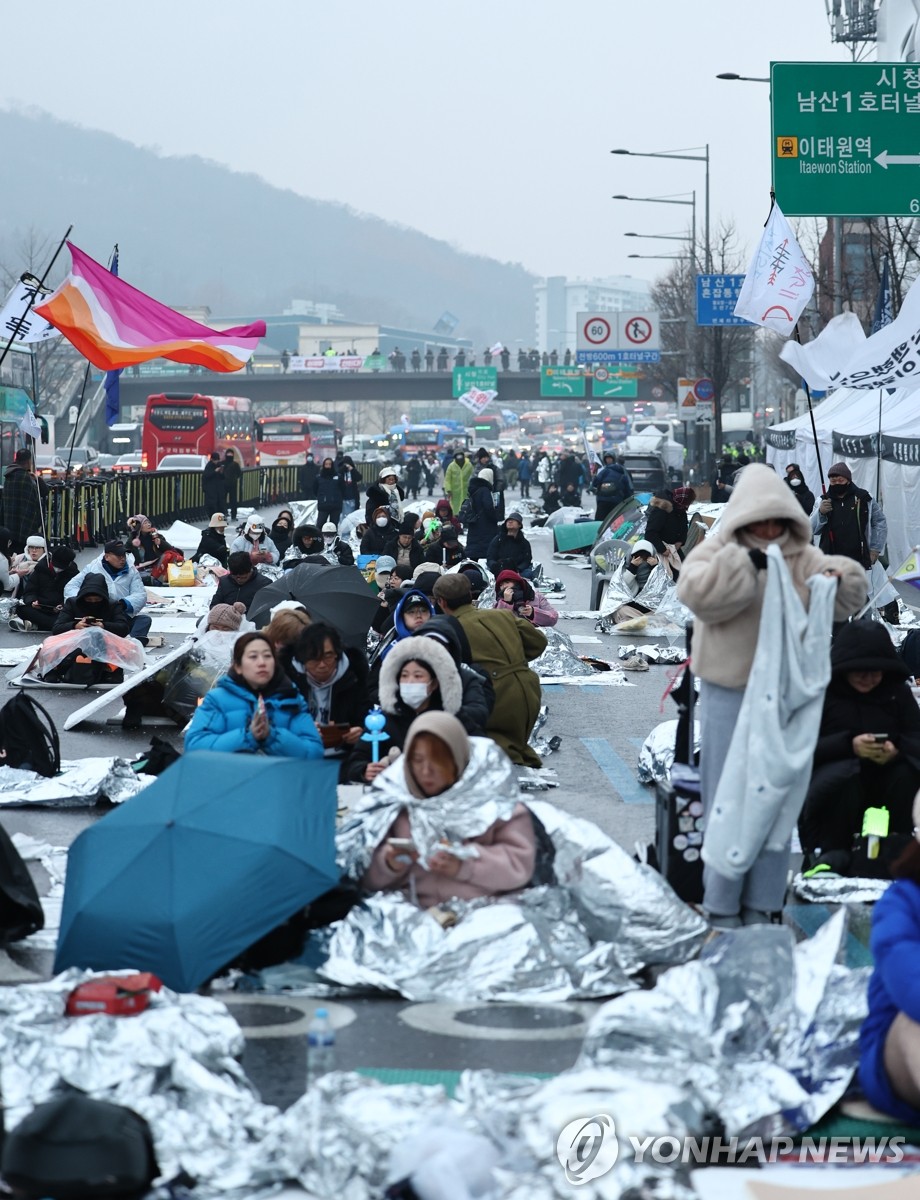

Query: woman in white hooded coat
677 463 866 927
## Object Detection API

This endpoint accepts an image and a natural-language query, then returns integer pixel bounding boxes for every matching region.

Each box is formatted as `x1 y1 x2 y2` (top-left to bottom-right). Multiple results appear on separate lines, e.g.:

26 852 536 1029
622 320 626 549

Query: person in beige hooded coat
677 463 866 926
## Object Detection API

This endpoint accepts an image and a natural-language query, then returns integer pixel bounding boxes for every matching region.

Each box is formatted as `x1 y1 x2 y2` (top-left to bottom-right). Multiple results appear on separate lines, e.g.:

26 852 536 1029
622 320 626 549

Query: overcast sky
2 1 851 286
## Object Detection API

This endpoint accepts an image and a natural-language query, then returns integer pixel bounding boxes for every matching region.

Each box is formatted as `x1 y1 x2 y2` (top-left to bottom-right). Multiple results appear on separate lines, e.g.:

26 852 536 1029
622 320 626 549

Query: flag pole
0 225 72 375
876 386 884 501
793 324 827 492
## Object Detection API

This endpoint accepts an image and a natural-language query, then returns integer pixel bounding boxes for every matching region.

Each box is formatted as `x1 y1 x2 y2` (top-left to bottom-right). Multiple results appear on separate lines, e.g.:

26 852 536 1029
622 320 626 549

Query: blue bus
387 423 471 456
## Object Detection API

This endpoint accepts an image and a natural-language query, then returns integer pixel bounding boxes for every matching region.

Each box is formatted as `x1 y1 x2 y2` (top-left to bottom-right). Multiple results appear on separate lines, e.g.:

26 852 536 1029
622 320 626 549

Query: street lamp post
611 146 710 271
612 192 697 269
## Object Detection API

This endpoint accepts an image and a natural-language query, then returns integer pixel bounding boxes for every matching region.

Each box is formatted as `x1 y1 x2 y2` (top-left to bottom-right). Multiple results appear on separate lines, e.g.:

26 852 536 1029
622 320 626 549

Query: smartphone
257 695 267 719
872 732 889 744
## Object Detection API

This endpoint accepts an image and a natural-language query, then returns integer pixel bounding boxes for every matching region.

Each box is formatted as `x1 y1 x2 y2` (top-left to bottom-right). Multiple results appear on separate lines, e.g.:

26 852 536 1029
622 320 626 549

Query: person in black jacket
644 490 689 554
464 470 500 560
51 572 131 637
361 506 398 555
192 512 230 568
784 463 816 516
384 514 425 572
223 450 243 521
800 620 920 876
314 458 344 527
10 546 79 632
202 453 226 517
364 466 405 526
486 512 534 578
425 526 465 567
270 510 296 558
291 623 369 778
209 551 272 613
339 457 363 516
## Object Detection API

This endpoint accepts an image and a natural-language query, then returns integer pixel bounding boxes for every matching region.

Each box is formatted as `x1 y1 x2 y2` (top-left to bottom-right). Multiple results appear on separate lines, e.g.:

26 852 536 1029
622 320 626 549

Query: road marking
220 995 356 1039
399 1001 596 1041
580 737 652 804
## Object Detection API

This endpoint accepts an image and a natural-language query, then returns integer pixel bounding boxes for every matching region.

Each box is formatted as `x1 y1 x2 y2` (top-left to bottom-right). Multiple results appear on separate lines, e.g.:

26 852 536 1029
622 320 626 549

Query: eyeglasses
306 650 337 664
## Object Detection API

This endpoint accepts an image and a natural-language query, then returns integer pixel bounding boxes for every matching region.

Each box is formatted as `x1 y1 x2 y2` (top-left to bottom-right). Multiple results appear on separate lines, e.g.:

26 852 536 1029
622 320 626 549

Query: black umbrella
248 563 379 644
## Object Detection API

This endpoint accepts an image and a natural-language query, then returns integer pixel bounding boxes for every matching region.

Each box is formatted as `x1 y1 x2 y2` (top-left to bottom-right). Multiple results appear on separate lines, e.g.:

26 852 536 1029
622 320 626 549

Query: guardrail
33 466 304 548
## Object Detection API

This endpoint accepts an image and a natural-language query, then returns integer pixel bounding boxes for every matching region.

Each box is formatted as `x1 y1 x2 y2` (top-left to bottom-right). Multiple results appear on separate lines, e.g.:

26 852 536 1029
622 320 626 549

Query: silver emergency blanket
531 627 596 677
254 563 283 583
0 757 152 807
617 643 684 665
578 911 868 1137
290 498 318 527
637 720 701 786
298 754 708 1001
792 872 891 904
599 556 676 619
0 971 281 1194
35 626 146 674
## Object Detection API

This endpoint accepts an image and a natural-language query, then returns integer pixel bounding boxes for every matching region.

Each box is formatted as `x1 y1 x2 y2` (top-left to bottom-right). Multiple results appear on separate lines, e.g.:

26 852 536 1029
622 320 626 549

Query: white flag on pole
778 311 865 391
489 342 503 357
457 388 497 415
18 410 43 439
733 203 814 336
0 281 60 345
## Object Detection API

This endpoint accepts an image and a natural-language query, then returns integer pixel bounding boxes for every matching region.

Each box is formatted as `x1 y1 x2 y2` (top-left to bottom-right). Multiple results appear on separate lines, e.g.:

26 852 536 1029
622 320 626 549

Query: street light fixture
716 72 770 82
611 146 710 271
627 253 688 260
612 193 697 267
624 232 693 242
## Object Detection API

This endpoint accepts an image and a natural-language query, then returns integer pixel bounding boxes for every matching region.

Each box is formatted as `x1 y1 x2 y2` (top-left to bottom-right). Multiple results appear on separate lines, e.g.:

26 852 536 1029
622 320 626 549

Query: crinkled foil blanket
0 757 152 807
1 913 867 1199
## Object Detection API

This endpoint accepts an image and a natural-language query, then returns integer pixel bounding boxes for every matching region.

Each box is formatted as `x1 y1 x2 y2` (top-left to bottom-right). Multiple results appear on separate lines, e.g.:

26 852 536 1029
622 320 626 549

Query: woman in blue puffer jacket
185 632 323 759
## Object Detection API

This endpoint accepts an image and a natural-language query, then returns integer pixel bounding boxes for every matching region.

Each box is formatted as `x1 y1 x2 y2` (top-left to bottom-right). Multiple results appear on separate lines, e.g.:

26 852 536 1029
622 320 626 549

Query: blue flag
103 245 121 427
872 256 893 334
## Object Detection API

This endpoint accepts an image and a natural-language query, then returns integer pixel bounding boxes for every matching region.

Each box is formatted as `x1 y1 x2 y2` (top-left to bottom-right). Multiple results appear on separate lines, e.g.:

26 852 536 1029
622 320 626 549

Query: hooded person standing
222 450 243 521
339 457 363 517
230 515 279 564
677 463 867 928
444 451 473 511
433 572 546 767
464 469 500 561
364 466 405 526
202 452 226 517
784 463 816 516
314 457 344 528
592 452 633 522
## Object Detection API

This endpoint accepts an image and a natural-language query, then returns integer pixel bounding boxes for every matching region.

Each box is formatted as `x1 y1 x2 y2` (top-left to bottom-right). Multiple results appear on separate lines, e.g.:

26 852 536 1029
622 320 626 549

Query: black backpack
0 819 44 942
457 496 477 527
0 692 60 778
2 1093 159 1199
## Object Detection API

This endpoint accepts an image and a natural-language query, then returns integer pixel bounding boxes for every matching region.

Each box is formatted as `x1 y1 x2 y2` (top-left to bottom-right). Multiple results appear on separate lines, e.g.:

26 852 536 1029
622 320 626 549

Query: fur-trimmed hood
378 635 463 716
648 495 673 514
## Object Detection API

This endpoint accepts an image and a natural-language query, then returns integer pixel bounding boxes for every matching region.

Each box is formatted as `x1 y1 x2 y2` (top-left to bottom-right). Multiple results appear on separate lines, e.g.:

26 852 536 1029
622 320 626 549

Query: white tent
764 386 920 568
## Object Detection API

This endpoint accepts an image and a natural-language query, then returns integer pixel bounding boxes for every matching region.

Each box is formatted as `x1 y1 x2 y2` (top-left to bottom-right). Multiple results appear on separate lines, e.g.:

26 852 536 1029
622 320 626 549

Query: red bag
66 973 162 1017
151 549 184 582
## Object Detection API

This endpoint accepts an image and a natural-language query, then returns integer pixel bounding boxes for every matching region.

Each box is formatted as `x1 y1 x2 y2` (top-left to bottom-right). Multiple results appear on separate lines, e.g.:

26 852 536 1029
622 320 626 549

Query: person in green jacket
444 451 472 510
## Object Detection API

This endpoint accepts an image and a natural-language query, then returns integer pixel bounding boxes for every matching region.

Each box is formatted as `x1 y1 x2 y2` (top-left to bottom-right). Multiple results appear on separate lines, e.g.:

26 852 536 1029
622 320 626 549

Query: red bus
519 410 564 438
141 394 256 469
254 413 338 466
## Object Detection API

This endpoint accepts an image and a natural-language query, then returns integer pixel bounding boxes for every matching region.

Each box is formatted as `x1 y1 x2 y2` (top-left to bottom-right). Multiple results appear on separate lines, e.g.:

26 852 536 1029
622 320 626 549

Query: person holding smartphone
799 620 920 876
51 573 131 637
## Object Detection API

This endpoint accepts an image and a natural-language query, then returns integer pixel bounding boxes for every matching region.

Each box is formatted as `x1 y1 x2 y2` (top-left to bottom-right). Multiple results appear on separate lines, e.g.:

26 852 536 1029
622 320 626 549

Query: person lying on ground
361 712 536 906
185 632 323 759
494 570 558 627
800 619 920 877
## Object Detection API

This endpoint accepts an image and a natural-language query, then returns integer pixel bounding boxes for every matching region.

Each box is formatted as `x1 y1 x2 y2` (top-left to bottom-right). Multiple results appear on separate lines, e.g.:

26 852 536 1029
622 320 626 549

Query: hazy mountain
0 109 537 348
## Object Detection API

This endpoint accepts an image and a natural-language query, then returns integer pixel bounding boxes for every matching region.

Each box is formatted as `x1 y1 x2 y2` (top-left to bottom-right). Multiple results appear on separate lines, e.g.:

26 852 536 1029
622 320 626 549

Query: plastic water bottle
306 1007 335 1086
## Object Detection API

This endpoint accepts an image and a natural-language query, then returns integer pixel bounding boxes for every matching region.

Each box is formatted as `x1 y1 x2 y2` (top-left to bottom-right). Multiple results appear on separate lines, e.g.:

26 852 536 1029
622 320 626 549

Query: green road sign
771 61 920 216
452 366 497 397
540 367 586 398
363 354 386 371
593 378 638 398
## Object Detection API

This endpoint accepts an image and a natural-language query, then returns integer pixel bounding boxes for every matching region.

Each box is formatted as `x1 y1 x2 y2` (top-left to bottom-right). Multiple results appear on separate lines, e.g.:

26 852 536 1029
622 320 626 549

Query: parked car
60 446 100 475
155 454 209 473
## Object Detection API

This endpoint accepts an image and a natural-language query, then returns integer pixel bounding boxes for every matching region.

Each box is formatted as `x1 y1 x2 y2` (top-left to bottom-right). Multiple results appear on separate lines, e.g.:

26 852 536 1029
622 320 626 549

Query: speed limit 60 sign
576 311 660 364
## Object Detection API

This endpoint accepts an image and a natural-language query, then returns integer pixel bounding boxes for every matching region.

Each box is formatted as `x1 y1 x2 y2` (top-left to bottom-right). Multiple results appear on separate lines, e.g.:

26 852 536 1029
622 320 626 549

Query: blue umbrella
55 752 340 992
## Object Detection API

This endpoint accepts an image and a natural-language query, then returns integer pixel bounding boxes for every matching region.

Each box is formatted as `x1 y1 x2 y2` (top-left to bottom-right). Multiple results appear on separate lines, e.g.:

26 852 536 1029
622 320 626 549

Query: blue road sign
696 274 750 327
695 378 715 402
576 349 660 365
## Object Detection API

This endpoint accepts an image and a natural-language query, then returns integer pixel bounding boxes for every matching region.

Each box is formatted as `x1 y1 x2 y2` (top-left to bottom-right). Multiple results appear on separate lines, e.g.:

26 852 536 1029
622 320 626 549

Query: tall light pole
612 193 697 269
611 147 710 271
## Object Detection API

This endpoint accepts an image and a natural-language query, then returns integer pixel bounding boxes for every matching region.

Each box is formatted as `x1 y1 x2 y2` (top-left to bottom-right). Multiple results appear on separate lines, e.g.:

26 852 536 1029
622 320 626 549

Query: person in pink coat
493 569 558 627
362 711 537 908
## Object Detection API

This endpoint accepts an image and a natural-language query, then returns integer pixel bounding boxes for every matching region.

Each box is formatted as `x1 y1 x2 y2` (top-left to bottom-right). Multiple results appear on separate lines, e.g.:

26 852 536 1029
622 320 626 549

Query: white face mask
324 537 335 546
399 682 430 709
789 478 802 487
376 517 389 528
